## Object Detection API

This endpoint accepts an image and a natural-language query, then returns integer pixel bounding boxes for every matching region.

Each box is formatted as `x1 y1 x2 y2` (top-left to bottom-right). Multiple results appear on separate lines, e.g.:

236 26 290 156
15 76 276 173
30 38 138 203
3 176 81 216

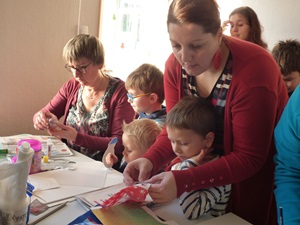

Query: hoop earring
213 49 222 70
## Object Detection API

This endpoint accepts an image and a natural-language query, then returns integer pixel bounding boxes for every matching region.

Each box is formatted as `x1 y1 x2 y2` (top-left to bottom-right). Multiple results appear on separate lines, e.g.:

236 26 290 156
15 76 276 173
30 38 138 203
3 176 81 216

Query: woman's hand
47 122 77 142
123 158 153 186
33 111 57 130
146 171 177 203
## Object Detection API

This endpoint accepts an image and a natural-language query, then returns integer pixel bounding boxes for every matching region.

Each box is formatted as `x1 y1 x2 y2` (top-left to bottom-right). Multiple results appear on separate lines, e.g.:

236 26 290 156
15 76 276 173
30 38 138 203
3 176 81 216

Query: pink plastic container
18 139 42 174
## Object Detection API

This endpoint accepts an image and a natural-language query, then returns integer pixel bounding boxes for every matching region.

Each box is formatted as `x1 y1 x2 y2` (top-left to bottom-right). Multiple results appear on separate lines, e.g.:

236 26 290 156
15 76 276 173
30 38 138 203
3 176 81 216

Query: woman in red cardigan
33 34 135 162
123 0 288 224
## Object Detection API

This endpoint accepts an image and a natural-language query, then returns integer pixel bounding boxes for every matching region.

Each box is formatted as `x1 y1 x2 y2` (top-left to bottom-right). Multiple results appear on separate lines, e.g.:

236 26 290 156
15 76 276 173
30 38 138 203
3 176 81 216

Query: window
99 0 171 80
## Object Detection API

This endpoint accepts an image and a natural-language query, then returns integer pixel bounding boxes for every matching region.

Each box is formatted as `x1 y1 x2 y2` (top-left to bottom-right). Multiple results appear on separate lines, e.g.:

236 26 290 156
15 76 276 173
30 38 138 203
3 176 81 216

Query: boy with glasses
125 63 166 127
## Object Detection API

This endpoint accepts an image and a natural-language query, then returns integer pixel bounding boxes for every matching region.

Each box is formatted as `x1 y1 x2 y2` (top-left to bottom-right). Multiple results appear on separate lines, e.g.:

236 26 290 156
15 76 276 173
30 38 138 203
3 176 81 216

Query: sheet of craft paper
92 202 179 225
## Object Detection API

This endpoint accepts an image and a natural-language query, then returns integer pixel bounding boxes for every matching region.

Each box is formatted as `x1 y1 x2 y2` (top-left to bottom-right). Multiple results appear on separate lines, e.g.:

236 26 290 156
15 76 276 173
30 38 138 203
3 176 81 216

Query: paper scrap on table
30 199 49 215
28 177 60 191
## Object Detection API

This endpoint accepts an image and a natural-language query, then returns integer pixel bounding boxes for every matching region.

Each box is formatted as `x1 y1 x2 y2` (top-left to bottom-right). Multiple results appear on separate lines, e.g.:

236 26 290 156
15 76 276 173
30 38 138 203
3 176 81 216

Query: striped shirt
171 158 231 219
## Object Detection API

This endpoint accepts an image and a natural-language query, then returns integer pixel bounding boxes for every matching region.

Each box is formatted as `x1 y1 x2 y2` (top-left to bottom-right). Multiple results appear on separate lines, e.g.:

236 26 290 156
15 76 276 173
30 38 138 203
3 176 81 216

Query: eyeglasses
65 61 92 74
127 93 151 101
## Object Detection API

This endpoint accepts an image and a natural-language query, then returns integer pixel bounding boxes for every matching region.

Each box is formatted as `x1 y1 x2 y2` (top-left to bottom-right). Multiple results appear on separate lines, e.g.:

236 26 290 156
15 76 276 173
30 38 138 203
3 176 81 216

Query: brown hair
229 6 268 49
166 96 216 137
125 63 164 104
167 0 220 35
272 39 300 76
63 34 105 65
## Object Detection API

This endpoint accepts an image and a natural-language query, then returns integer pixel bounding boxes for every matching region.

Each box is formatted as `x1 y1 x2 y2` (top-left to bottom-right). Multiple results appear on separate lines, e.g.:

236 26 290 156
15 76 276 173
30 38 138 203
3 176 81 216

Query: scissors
41 158 76 171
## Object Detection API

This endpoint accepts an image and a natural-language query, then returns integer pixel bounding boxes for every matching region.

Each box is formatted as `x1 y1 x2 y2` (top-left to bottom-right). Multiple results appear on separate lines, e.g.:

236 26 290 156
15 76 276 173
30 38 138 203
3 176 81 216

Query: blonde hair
125 63 164 103
63 34 105 65
122 118 162 152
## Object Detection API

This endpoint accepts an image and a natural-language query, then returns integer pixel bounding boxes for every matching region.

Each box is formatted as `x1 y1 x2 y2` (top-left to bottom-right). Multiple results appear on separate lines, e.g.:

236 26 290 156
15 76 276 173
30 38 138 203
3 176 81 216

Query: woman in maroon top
123 0 288 224
33 34 135 162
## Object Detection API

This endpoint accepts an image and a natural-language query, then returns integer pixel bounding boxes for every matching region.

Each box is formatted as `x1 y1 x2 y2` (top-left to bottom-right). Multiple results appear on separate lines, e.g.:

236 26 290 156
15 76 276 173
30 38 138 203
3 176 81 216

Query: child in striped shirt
165 95 231 219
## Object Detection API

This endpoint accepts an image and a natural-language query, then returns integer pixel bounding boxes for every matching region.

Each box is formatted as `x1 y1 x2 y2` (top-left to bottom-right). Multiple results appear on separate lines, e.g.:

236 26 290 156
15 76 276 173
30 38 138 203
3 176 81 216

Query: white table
27 151 251 225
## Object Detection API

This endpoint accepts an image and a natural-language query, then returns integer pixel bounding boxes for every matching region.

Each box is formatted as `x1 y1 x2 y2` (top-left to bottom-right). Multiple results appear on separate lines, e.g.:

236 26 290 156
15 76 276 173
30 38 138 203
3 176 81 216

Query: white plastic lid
20 141 31 152
47 139 53 145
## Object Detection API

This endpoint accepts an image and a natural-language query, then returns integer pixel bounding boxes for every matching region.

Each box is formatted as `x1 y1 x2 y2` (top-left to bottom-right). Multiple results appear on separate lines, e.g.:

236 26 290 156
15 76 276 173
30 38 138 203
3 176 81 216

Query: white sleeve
171 158 199 171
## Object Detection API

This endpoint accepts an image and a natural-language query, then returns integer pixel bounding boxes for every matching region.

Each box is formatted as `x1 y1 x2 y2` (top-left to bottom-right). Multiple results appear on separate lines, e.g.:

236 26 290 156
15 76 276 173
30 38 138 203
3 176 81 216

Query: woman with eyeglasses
33 34 135 163
123 0 288 224
222 6 268 49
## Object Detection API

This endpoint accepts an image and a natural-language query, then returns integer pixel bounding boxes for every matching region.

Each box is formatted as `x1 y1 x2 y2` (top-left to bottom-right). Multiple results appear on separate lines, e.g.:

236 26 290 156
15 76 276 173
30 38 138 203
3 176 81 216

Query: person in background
222 6 268 49
274 84 300 225
123 0 288 224
33 34 135 164
125 63 166 127
271 39 300 97
105 118 162 173
165 96 231 219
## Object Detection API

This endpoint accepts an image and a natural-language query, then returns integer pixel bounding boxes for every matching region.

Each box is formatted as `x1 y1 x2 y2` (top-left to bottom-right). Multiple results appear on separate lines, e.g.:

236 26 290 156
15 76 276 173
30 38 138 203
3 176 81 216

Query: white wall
219 0 300 50
0 0 100 136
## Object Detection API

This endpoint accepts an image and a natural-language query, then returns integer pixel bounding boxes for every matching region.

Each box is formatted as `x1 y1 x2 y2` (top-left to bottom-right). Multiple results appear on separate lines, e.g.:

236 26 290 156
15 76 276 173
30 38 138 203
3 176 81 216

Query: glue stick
47 139 52 159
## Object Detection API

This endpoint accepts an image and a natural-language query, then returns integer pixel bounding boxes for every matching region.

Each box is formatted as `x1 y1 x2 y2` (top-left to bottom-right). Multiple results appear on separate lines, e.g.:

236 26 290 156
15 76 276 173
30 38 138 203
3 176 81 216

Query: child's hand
105 153 118 167
192 148 214 165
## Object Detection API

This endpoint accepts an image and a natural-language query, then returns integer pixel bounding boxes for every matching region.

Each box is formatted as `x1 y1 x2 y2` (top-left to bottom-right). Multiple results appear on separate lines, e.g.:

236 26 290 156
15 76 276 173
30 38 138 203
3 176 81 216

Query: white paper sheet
28 161 122 204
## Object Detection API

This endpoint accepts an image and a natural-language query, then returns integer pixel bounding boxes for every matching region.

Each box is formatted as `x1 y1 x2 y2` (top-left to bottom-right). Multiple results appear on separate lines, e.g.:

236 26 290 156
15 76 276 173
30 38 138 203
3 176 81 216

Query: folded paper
101 183 151 207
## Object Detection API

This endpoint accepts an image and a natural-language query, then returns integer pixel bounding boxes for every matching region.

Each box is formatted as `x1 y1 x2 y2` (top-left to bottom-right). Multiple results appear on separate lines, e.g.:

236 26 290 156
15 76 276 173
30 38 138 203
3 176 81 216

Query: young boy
165 96 231 219
125 63 166 127
105 118 162 172
272 39 300 97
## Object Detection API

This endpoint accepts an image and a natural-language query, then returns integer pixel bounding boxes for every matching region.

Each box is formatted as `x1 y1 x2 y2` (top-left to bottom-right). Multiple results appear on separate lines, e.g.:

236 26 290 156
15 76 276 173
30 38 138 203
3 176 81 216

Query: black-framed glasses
127 93 151 101
65 61 92 74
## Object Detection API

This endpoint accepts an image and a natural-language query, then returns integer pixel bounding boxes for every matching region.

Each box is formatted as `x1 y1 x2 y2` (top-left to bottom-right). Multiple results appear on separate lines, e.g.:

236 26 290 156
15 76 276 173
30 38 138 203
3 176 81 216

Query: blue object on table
68 209 102 225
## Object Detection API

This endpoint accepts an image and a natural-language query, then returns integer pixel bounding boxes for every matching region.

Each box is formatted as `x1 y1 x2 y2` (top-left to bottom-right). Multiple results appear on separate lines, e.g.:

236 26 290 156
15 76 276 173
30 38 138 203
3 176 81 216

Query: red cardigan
143 36 288 225
34 77 135 157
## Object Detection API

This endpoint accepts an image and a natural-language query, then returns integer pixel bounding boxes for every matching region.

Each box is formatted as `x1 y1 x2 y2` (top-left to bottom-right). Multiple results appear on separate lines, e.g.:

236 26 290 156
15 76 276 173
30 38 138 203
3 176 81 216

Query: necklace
83 73 109 100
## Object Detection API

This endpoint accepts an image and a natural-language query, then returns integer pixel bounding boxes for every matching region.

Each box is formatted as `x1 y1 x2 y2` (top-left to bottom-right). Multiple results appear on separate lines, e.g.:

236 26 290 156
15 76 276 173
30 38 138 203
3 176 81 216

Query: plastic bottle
0 142 33 225
17 139 42 174
0 195 30 225
47 139 53 159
